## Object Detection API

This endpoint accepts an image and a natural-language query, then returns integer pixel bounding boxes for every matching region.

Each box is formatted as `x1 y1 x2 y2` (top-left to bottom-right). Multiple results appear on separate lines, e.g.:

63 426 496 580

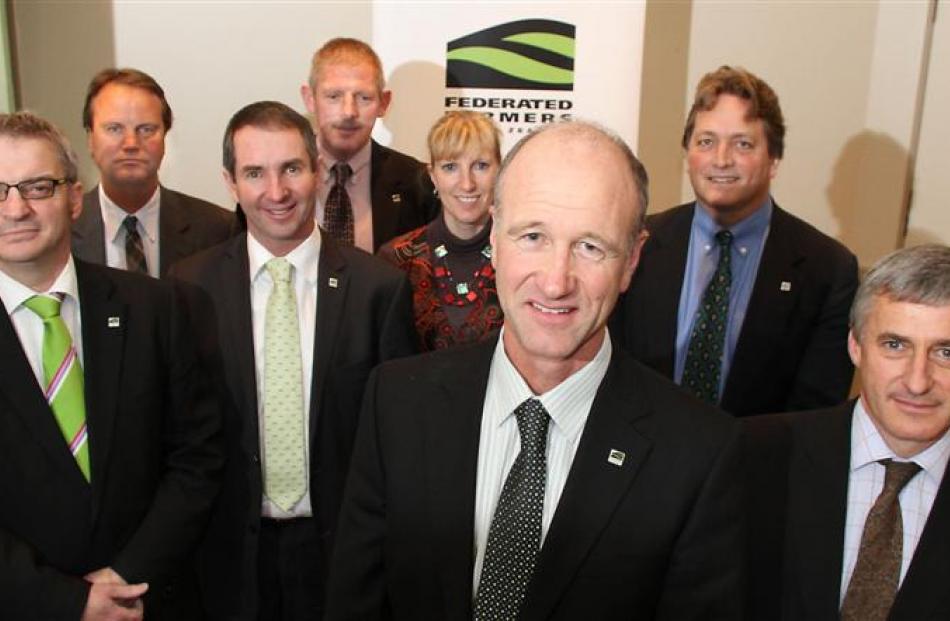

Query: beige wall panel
650 0 931 268
906 4 950 247
12 0 115 188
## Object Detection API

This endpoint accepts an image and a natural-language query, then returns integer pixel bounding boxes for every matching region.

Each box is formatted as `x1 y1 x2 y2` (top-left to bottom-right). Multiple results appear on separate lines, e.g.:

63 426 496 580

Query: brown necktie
324 162 354 246
840 459 921 621
123 215 148 275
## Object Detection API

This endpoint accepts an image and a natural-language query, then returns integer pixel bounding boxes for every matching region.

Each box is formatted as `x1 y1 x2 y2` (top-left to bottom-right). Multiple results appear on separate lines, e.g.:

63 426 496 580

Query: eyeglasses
0 178 69 201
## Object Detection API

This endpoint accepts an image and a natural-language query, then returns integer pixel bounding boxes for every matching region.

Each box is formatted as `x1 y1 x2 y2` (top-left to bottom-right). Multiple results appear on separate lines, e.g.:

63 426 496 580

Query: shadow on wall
382 60 445 163
826 130 909 268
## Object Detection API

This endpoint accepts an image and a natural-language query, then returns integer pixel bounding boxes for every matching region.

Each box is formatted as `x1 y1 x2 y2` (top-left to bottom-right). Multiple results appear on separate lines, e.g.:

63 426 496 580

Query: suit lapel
785 403 851 618
522 352 654 620
72 190 107 266
890 447 950 619
723 205 803 407
76 261 127 514
217 237 260 454
425 339 495 620
369 141 399 251
632 204 692 375
0 300 83 479
310 235 347 446
158 186 191 276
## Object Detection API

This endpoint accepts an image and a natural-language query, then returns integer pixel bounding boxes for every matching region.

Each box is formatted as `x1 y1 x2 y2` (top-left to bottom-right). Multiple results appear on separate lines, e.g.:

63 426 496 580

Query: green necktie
262 258 307 512
681 229 733 404
23 294 91 481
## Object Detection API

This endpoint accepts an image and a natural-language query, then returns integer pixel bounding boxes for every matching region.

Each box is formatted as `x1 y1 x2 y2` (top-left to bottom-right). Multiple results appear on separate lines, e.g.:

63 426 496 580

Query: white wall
111 2 372 209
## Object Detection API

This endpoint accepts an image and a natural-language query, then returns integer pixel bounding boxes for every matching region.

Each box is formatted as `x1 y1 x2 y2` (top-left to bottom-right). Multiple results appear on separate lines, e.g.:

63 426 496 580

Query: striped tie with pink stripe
24 294 90 481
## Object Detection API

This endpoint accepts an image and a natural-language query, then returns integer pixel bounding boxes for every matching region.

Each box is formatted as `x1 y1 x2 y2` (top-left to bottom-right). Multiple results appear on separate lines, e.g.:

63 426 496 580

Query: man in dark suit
612 65 858 416
171 101 416 620
325 121 742 619
744 244 950 620
301 38 438 252
72 68 236 278
0 113 222 620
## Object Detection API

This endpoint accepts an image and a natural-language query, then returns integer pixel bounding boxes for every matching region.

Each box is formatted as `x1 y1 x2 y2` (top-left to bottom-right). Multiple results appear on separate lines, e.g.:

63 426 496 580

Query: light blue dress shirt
673 199 773 399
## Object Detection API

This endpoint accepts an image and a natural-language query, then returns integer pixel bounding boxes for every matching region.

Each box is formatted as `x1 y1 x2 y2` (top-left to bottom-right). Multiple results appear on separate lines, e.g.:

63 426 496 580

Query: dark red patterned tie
324 162 354 246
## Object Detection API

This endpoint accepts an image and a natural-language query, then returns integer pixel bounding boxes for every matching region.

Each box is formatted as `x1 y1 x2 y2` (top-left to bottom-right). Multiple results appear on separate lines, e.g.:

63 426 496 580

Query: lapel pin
780 281 792 292
328 277 339 289
607 449 626 467
391 193 402 203
107 317 121 328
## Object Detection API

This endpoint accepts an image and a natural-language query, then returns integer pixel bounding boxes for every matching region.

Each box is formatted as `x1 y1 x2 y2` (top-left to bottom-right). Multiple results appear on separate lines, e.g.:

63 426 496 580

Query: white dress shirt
0 257 83 389
100 184 161 278
472 329 612 592
316 139 374 253
247 228 322 518
839 399 950 605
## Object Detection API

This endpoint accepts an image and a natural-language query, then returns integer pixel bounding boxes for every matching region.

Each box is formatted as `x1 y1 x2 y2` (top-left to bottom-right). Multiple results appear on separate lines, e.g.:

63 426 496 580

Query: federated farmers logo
444 19 576 137
445 19 575 91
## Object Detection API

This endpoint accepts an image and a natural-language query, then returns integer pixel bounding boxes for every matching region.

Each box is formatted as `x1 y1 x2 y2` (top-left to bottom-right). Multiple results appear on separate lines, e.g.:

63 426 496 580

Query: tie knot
514 398 550 453
715 229 733 248
123 215 139 235
880 458 921 493
332 162 353 185
23 294 63 319
265 257 293 284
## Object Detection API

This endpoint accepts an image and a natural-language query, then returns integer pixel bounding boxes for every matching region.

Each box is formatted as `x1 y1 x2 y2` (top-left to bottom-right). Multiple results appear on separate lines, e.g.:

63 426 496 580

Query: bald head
495 121 648 243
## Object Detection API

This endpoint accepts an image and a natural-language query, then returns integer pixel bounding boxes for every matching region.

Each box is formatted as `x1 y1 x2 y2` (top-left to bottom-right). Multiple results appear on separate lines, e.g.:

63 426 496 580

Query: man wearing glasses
0 111 223 620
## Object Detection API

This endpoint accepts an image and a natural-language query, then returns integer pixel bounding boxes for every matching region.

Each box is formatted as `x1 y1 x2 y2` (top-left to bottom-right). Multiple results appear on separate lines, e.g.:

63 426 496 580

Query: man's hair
494 120 649 238
308 37 385 94
0 111 79 182
682 65 785 159
850 244 950 339
82 67 173 131
428 111 501 166
222 101 318 177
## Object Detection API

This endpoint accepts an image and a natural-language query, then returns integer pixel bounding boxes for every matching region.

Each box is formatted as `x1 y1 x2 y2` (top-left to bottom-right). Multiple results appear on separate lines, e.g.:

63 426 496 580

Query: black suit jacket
369 141 440 252
325 337 743 619
170 232 417 620
612 202 858 416
743 404 950 620
73 185 237 277
0 260 223 621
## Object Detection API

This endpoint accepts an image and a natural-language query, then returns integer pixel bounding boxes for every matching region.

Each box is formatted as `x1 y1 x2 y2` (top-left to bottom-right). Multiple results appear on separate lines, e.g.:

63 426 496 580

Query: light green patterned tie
23 294 91 481
263 258 307 511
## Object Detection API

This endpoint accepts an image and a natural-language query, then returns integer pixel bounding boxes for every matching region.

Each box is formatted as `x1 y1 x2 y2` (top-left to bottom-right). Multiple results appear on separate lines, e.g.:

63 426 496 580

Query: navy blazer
612 202 858 416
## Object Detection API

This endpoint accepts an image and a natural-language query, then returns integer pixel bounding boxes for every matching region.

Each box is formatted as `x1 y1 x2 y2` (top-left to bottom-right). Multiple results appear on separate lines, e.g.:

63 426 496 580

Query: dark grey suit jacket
325 337 743 620
170 232 417 620
743 405 950 620
612 202 858 416
0 260 224 621
368 141 440 252
73 185 237 277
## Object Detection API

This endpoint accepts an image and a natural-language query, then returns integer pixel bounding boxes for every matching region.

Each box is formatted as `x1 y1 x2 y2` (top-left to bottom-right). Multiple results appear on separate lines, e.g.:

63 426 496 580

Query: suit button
252 454 260 463
249 524 258 535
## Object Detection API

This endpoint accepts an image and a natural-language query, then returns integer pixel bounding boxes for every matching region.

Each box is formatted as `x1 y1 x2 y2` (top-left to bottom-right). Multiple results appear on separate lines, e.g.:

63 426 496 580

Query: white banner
373 3 646 162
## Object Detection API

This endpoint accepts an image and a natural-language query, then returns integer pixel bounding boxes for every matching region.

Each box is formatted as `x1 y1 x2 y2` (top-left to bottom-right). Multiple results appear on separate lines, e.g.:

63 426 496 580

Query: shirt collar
488 327 612 441
692 197 773 250
850 399 950 487
0 255 79 312
247 226 322 286
318 139 372 183
99 184 161 244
